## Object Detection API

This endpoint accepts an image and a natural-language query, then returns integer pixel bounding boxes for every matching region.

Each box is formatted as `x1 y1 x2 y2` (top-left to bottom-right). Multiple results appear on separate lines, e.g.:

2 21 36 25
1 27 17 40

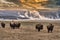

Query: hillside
0 0 47 10
0 0 60 10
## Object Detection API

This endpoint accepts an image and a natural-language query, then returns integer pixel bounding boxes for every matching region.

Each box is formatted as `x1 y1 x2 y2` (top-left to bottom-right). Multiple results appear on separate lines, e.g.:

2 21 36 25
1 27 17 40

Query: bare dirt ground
0 22 60 40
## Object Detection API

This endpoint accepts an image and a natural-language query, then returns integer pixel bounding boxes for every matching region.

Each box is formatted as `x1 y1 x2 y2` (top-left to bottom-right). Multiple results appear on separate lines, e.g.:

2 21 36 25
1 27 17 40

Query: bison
10 22 15 29
10 22 21 29
47 23 54 33
36 23 43 32
1 22 5 28
15 22 21 29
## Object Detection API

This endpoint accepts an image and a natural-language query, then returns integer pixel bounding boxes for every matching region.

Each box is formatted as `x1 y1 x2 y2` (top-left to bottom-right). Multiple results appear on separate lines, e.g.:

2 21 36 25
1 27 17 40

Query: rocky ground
0 21 60 40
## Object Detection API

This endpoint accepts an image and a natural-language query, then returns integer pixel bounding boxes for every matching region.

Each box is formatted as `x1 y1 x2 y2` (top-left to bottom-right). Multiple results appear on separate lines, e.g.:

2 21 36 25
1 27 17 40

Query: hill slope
0 0 60 10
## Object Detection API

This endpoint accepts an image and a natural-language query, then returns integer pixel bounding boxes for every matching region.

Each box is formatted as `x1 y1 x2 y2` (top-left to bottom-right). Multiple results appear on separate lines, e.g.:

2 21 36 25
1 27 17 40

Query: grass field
0 21 60 40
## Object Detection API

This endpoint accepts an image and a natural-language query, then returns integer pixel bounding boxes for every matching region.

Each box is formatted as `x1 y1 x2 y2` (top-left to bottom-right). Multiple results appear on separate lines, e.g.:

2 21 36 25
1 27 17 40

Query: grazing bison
15 22 21 29
10 22 15 29
36 24 43 32
47 23 54 33
1 22 5 28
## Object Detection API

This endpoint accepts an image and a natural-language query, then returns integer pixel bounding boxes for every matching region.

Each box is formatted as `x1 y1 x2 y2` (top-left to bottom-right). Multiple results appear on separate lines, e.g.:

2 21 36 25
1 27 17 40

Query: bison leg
12 26 15 29
51 29 53 33
48 29 50 33
2 26 5 28
38 29 40 32
17 27 20 29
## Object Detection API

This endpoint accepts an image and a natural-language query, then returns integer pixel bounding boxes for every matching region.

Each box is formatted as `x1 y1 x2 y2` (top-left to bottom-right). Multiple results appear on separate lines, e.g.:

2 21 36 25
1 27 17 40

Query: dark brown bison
1 22 5 28
10 22 21 29
36 24 43 32
10 22 15 29
15 22 21 29
47 23 54 33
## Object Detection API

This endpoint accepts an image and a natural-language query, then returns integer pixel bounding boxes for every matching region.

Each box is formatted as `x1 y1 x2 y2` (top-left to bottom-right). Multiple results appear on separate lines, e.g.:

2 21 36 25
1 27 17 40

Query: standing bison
15 22 21 29
10 22 21 29
47 23 54 33
10 22 15 29
36 23 43 32
1 22 5 28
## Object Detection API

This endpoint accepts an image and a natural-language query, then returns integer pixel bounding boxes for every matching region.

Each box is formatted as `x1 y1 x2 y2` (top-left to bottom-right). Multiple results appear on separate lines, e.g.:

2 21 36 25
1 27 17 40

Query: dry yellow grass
0 21 60 40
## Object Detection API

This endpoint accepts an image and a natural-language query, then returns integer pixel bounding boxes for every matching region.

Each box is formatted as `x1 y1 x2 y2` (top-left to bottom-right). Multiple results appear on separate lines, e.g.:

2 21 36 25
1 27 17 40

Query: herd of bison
0 22 54 33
